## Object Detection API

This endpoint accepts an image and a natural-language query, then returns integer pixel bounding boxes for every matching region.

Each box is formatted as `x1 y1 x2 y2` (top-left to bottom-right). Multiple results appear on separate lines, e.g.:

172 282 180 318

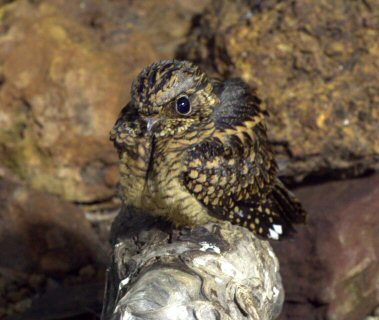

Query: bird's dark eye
176 96 191 115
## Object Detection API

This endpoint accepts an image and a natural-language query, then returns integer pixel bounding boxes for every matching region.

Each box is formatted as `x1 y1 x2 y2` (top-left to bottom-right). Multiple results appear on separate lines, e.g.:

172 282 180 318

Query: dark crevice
73 194 117 206
0 74 5 87
283 167 377 189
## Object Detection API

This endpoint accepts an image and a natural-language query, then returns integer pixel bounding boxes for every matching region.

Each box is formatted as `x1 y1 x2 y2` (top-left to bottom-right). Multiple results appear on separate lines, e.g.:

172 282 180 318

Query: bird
110 60 306 240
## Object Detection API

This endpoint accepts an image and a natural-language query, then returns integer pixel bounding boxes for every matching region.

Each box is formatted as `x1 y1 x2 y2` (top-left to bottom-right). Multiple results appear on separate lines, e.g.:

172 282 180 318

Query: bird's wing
182 79 306 240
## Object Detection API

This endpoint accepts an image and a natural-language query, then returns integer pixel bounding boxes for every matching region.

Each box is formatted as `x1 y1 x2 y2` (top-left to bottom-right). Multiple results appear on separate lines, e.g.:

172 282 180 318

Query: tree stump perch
101 206 284 320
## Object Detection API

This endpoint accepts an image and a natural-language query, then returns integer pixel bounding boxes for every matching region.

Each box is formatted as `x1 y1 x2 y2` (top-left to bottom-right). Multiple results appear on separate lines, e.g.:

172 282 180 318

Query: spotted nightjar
110 60 306 240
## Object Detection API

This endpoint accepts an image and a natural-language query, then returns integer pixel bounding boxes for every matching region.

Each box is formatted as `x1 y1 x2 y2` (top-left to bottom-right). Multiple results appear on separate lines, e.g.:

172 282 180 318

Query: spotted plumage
111 60 306 240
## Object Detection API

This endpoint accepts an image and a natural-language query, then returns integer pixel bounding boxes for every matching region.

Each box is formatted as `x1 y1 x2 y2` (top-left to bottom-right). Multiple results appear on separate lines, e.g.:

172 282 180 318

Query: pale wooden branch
101 205 284 320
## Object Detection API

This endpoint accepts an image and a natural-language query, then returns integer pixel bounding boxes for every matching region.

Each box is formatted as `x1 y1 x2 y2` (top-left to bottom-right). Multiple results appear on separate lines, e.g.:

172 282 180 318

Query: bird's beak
145 117 160 133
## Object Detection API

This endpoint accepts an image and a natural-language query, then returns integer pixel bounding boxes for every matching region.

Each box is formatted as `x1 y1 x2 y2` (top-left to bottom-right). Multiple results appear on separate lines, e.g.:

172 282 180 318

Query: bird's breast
118 136 174 200
149 148 212 225
118 135 152 206
119 136 211 225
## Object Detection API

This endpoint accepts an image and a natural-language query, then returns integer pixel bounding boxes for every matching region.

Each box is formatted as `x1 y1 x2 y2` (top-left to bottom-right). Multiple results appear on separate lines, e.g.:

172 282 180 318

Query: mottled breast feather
183 79 306 239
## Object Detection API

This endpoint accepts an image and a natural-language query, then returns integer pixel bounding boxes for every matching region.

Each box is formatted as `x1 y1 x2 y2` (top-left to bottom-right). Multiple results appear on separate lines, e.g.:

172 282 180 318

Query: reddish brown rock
182 0 379 181
272 174 379 320
0 1 125 202
0 179 107 275
0 0 209 202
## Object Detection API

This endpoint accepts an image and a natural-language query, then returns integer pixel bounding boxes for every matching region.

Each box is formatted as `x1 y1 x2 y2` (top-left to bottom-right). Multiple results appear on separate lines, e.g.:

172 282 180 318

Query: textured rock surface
2 282 104 320
272 173 379 320
0 0 123 202
181 0 379 181
0 179 107 275
0 0 209 202
102 206 284 320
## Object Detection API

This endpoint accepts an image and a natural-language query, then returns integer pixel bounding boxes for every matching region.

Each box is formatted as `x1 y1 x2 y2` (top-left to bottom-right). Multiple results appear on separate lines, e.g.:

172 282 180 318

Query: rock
3 282 104 320
102 206 284 320
271 173 379 320
0 179 107 275
0 0 124 202
181 0 379 182
0 0 210 202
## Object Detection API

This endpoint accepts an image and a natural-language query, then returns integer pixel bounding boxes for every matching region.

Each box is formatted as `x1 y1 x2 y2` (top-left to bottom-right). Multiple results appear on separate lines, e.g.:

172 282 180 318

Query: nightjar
110 60 306 240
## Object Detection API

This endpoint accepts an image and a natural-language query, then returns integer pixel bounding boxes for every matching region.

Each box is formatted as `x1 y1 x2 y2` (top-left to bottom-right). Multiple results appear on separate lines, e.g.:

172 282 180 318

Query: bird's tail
235 180 306 240
270 180 306 225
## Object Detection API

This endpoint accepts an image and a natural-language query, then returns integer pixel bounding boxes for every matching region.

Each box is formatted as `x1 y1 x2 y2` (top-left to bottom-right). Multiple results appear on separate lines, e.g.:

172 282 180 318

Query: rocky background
0 0 378 319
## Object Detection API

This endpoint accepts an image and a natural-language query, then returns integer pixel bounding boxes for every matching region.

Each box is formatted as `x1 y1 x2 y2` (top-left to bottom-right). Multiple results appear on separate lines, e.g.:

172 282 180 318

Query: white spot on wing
273 224 283 235
236 210 244 218
268 228 279 240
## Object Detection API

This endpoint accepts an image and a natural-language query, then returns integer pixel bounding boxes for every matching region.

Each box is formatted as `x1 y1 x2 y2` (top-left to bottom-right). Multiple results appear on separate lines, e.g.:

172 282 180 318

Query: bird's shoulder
181 78 275 208
211 78 266 131
184 78 272 172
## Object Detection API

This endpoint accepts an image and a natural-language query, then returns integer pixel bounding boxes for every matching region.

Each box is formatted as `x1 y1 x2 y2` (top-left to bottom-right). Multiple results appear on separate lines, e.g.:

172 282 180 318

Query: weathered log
101 205 284 320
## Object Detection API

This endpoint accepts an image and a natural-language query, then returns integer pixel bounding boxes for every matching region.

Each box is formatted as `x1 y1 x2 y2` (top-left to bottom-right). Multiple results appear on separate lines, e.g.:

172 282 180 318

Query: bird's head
130 60 219 139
